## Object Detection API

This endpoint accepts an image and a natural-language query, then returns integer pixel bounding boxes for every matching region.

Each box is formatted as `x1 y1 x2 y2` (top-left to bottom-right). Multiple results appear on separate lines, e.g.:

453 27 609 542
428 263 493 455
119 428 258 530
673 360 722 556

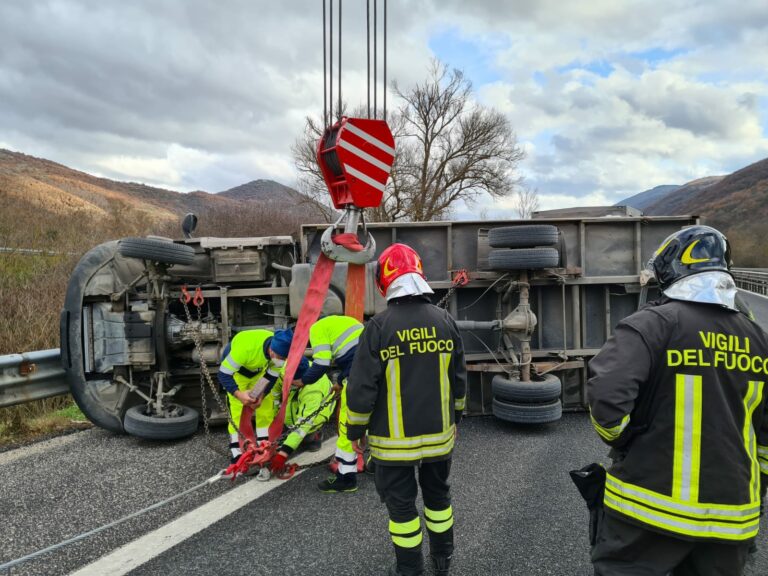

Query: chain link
180 297 243 456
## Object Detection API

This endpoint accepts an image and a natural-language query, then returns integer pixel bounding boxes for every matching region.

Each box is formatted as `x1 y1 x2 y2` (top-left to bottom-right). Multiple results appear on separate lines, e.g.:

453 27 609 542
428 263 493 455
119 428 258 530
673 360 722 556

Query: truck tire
118 237 195 266
62 241 127 433
492 373 561 403
488 225 559 248
488 247 559 270
123 404 199 440
492 397 562 424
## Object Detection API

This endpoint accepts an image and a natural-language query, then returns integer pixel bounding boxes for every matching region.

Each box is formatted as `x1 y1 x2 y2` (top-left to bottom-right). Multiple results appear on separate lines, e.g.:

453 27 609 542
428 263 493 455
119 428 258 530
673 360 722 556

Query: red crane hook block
317 117 395 209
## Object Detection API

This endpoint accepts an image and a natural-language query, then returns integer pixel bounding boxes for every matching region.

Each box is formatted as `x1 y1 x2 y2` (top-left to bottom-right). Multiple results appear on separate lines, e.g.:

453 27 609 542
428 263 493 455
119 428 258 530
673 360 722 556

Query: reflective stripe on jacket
588 298 768 542
309 315 363 366
218 329 279 393
346 296 467 465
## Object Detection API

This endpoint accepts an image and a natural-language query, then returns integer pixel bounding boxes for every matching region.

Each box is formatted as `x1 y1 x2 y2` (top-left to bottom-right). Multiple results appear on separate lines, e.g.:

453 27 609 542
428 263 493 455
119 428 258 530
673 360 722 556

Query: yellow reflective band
606 474 760 519
672 374 703 502
391 533 423 548
424 506 453 522
743 381 764 502
439 352 451 431
454 396 466 411
369 427 455 448
681 240 710 264
346 408 371 425
370 437 455 462
389 517 420 534
386 359 404 438
589 412 630 441
604 492 759 541
425 517 454 533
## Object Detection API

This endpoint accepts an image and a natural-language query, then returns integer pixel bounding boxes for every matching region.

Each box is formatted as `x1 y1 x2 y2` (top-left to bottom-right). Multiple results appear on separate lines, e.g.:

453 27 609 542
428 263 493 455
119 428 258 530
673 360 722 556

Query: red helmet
375 243 425 296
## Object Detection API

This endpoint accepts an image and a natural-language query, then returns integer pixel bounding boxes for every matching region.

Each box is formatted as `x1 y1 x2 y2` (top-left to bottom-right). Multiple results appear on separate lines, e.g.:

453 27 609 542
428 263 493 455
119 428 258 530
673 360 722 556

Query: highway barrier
733 268 768 296
0 349 67 409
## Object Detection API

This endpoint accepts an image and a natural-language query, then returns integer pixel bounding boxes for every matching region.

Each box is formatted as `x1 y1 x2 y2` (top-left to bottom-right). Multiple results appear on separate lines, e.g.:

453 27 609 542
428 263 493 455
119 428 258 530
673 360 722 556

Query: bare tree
513 184 540 219
292 60 525 222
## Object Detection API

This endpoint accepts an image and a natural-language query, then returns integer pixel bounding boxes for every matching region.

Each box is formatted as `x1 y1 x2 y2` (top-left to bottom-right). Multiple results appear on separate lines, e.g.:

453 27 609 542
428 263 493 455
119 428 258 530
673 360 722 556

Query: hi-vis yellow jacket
588 298 768 542
346 296 467 465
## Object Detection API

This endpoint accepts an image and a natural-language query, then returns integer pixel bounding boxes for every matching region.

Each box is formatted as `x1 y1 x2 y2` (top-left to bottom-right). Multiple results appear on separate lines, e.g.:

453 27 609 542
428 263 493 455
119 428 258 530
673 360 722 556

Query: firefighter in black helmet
587 225 768 575
346 243 467 576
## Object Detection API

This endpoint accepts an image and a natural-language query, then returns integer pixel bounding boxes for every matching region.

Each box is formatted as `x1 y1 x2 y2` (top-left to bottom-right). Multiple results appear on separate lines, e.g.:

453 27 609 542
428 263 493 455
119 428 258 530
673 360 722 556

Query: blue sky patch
428 27 505 86
627 46 687 65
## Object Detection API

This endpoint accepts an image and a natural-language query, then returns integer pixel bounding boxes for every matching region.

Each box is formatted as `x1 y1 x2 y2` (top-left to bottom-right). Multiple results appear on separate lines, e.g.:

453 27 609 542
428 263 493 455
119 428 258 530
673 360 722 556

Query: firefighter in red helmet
346 243 467 576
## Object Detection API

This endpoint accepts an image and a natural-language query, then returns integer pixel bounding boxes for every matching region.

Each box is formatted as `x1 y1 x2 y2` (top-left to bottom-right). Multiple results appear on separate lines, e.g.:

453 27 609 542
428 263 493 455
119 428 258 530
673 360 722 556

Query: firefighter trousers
592 511 751 576
374 459 454 576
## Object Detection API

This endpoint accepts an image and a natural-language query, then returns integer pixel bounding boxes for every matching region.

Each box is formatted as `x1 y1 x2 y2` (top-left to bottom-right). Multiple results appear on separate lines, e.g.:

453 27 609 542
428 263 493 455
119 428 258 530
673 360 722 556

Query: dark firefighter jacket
587 297 768 542
346 296 467 465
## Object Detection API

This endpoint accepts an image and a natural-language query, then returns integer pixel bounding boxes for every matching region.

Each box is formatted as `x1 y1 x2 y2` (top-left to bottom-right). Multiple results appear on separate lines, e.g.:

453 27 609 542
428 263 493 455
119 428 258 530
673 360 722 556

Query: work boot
317 473 357 493
303 431 322 452
431 555 451 575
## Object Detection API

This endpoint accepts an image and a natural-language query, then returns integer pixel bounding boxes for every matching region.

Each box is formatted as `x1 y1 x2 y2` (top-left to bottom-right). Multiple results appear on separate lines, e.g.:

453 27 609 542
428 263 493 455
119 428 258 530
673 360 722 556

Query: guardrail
732 268 768 296
0 349 68 409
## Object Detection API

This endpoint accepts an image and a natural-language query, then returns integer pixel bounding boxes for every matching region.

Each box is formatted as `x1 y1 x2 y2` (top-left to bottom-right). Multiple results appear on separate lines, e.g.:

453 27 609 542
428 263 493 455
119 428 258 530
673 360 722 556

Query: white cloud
0 0 766 211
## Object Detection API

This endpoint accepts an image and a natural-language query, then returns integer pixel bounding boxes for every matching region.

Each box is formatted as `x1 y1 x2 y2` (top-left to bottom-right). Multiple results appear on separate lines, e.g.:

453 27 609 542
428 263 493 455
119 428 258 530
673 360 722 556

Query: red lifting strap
268 253 337 443
332 232 365 252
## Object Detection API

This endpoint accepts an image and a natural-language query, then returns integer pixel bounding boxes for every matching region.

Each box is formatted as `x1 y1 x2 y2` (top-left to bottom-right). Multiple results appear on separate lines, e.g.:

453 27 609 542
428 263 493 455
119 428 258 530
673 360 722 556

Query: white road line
69 439 337 576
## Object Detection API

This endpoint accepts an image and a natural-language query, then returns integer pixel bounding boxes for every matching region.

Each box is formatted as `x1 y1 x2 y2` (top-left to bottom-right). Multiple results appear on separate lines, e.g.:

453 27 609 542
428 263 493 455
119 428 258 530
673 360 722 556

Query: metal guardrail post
732 269 768 296
0 349 68 408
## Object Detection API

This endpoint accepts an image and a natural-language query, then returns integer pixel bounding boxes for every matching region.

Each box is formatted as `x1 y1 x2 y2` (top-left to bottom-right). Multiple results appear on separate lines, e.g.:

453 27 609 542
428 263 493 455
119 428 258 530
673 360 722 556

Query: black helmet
649 225 732 290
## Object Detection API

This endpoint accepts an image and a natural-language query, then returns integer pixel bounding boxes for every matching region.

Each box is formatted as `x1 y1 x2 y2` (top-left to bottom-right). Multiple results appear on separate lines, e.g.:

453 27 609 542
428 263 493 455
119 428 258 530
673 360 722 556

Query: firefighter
291 314 364 493
268 356 336 475
587 225 768 575
217 328 293 463
345 243 467 576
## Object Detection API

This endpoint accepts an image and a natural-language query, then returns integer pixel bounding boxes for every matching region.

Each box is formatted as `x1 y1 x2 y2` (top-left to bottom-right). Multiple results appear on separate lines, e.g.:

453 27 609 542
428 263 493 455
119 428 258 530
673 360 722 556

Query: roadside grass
0 396 92 449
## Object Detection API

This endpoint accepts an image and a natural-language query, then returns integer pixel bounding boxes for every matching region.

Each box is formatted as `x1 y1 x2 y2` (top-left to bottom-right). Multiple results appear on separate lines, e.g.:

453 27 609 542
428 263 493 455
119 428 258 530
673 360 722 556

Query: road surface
2 414 768 575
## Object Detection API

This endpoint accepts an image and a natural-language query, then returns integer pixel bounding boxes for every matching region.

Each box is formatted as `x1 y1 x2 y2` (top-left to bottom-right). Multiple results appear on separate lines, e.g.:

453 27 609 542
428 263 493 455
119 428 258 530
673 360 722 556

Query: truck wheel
488 248 559 270
488 225 559 248
62 241 128 433
118 237 195 266
123 404 199 440
492 373 561 403
492 397 562 424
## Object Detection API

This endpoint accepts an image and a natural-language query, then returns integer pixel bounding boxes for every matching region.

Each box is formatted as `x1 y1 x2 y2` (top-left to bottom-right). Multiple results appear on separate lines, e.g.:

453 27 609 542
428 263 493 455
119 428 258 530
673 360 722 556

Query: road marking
69 439 337 576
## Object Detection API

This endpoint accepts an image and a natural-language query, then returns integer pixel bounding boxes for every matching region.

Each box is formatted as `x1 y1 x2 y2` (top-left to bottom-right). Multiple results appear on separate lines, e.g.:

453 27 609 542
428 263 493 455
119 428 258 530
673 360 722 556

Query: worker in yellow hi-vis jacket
291 314 363 493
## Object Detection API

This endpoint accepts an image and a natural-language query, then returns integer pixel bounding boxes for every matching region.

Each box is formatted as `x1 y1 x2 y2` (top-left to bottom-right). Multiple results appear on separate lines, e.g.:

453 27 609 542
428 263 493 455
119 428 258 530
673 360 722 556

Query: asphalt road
2 415 768 576
740 289 768 330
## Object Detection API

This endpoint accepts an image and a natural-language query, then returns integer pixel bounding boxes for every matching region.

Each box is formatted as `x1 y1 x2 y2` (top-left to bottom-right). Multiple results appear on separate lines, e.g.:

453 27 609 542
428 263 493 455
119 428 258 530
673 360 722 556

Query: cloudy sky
1 0 767 217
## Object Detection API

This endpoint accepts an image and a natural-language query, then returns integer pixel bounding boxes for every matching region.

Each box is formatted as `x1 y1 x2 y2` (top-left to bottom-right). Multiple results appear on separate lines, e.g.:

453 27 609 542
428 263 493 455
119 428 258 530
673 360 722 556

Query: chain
180 297 244 455
435 269 470 309
435 284 460 309
274 388 339 446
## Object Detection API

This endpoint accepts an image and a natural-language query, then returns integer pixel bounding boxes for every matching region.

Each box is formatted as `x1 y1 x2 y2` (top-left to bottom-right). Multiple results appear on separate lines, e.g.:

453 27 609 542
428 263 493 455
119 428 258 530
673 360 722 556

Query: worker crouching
268 356 336 475
345 243 467 576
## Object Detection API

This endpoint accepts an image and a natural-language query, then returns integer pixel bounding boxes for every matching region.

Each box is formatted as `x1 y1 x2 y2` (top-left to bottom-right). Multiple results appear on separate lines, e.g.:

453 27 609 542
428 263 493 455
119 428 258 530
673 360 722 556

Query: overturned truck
60 208 697 439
